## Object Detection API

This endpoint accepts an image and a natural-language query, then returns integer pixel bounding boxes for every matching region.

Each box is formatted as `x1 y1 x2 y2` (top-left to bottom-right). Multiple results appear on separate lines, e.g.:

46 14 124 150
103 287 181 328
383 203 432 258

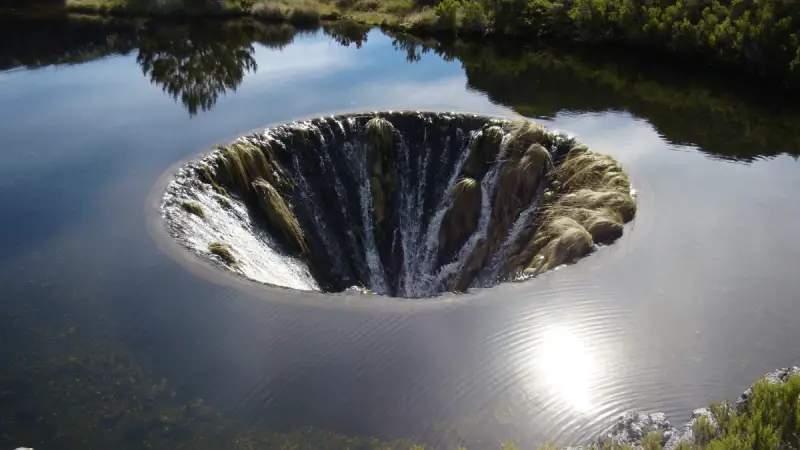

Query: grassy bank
59 0 800 88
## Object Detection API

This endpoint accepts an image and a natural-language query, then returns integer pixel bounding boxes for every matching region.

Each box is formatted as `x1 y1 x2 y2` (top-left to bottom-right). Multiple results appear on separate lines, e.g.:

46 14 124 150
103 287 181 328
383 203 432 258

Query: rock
596 411 675 448
589 367 800 450
664 408 718 450
735 366 800 410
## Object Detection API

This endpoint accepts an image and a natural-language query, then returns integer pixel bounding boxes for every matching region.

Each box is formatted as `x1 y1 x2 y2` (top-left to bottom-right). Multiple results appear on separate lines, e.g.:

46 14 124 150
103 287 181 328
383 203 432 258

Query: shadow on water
0 12 799 450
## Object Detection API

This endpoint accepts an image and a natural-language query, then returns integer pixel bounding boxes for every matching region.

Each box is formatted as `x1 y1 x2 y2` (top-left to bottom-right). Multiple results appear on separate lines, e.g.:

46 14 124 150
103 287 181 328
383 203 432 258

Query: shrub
692 415 715 447
434 0 460 28
461 0 489 33
642 431 662 450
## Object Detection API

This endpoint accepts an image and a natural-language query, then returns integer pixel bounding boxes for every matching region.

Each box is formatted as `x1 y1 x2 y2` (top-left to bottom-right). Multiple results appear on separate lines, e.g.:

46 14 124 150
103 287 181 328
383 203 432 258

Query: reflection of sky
0 28 510 261
1 25 800 448
0 29 509 179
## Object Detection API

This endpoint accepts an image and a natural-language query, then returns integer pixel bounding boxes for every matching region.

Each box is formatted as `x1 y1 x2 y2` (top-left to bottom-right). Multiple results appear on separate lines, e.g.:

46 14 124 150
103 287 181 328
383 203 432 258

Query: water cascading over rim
162 111 636 298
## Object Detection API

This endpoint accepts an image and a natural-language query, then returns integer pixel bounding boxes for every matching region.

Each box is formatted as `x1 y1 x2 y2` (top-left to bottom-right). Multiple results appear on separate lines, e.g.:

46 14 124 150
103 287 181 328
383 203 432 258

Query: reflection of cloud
353 76 513 115
550 112 662 164
243 40 360 87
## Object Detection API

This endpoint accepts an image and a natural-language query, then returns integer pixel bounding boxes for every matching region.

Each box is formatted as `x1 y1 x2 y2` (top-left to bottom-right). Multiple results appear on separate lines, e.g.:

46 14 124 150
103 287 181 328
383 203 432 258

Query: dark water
1 15 799 450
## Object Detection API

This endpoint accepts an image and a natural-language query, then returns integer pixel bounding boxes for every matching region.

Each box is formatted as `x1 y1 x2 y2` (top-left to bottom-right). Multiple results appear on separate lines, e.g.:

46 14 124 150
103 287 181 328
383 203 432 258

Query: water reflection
137 22 259 116
1 12 800 450
389 33 800 162
2 14 799 162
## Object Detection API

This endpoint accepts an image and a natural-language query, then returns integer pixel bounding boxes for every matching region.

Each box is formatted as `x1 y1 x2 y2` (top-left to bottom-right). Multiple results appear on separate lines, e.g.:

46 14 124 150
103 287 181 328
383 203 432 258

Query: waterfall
161 112 630 297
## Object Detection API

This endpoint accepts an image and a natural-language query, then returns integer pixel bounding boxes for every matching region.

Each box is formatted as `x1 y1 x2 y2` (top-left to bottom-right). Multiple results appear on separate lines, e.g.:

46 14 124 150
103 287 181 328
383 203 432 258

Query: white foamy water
162 161 318 291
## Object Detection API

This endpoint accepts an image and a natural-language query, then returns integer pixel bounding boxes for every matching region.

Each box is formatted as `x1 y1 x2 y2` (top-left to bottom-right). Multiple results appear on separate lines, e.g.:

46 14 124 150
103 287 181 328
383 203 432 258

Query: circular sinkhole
161 111 636 298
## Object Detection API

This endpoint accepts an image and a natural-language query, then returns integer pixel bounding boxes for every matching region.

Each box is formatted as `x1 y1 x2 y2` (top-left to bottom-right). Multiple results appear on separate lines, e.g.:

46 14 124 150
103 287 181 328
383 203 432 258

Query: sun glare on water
536 325 597 412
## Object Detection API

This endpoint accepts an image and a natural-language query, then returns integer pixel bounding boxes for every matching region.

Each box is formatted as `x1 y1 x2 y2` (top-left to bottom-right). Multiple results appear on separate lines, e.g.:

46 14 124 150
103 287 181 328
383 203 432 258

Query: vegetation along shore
42 0 799 89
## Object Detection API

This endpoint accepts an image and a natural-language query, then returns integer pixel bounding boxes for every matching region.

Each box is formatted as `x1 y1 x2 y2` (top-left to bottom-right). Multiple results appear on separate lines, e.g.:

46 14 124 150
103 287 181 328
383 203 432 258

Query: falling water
161 112 598 297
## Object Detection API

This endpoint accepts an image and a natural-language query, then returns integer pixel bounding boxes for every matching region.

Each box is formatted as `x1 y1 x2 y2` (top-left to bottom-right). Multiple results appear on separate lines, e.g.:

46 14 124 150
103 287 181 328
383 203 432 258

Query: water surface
0 16 799 449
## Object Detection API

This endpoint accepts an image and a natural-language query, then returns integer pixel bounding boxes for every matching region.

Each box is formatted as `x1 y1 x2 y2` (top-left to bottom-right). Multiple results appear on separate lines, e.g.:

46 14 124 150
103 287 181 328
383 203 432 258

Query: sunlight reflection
537 325 596 412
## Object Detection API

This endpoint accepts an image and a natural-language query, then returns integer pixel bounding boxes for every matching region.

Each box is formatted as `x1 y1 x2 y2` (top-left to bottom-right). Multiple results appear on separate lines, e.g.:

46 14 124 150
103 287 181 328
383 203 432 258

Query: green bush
641 431 662 450
435 0 461 27
461 0 489 33
437 0 799 85
692 416 714 447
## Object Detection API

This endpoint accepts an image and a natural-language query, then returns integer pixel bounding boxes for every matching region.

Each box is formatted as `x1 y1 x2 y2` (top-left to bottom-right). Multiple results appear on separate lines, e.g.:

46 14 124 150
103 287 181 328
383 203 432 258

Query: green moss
180 201 205 219
209 242 237 266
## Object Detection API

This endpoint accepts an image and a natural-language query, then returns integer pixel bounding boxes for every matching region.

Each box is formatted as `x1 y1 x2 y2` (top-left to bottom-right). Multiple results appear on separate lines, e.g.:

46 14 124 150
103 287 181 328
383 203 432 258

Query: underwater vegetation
163 111 636 297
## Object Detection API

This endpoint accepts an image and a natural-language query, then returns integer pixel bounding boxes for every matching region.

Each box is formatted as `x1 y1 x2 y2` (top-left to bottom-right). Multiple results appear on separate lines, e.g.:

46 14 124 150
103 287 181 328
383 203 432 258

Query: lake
0 15 799 450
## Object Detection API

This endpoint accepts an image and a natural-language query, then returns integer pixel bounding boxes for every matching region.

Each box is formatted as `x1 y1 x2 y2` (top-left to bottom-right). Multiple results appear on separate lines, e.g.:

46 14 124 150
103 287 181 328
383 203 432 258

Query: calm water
1 16 799 450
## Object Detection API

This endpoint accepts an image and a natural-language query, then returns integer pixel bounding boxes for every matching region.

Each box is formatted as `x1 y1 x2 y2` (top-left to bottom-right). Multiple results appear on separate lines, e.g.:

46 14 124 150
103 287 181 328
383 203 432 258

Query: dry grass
557 189 636 222
525 216 594 275
463 124 504 178
195 164 228 196
180 201 205 219
439 176 482 258
504 120 552 158
504 144 636 278
209 242 237 266
553 151 628 193
251 178 307 253
215 139 282 193
364 116 396 156
67 0 429 27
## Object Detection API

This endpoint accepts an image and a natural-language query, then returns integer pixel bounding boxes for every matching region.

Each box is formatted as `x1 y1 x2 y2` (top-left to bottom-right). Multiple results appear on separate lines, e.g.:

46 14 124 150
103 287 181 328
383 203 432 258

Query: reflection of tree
386 31 800 161
0 15 138 70
137 22 258 116
323 21 370 49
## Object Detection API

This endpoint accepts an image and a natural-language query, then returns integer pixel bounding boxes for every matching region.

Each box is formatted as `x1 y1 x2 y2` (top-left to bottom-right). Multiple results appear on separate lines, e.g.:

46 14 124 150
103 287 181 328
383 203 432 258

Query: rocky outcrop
595 411 674 447
663 408 717 450
595 367 800 449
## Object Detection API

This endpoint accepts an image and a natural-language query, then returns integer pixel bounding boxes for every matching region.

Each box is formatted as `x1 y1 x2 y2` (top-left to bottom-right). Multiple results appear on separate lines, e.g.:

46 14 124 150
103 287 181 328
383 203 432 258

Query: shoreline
4 0 798 91
590 367 800 450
